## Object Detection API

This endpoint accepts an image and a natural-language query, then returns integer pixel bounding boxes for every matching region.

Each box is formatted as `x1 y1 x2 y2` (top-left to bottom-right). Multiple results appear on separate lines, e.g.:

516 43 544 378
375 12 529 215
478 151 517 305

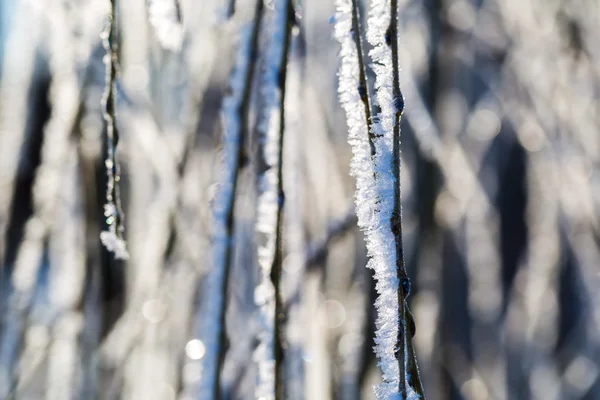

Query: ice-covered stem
335 0 397 395
387 0 408 397
367 0 423 396
336 0 424 396
100 0 129 260
253 0 294 398
388 1 423 394
200 1 264 398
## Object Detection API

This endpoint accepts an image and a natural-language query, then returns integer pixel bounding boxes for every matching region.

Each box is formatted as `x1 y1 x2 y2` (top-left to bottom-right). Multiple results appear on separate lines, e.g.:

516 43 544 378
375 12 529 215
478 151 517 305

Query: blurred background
0 0 599 399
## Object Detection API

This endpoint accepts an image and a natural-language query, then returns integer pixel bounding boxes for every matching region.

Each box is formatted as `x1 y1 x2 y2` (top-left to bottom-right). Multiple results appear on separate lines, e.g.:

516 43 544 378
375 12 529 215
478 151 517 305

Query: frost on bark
334 0 424 397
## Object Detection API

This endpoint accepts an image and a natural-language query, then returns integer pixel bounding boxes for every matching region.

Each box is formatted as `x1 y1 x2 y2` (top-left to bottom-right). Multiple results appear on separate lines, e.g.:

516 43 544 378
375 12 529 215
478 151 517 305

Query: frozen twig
252 0 293 398
199 0 264 397
100 0 129 260
335 0 424 396
0 1 42 270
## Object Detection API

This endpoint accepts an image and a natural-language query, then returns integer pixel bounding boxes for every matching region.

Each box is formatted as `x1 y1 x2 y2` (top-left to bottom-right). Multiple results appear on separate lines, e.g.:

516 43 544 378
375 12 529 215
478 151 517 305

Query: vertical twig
100 0 129 260
253 0 294 398
334 2 379 395
336 0 424 396
387 1 424 396
387 0 409 396
200 0 264 397
146 0 184 51
390 0 424 394
273 8 295 399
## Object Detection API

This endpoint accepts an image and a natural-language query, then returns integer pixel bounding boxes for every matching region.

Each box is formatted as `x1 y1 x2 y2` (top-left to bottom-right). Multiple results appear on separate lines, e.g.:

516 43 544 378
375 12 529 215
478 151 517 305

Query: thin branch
272 12 294 397
387 0 424 394
253 0 294 398
100 0 129 260
387 0 409 395
200 0 264 397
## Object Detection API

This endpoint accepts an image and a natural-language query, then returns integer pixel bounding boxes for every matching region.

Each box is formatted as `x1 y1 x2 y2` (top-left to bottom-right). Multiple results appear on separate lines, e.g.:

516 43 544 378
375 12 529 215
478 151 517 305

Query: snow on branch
253 0 293 398
335 0 424 397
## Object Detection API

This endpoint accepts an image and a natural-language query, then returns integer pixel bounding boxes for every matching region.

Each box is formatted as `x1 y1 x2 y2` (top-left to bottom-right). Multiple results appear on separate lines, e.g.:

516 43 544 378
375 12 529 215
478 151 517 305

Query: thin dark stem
271 3 295 398
387 0 407 396
343 1 382 393
101 0 127 258
213 0 264 397
350 0 376 157
388 0 425 396
174 0 182 23
226 0 236 18
406 312 425 395
108 0 121 232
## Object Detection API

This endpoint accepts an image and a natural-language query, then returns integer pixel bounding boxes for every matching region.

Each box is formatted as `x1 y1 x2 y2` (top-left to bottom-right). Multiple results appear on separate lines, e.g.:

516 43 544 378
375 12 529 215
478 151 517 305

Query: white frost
148 0 184 51
100 8 129 260
253 0 291 397
334 0 405 398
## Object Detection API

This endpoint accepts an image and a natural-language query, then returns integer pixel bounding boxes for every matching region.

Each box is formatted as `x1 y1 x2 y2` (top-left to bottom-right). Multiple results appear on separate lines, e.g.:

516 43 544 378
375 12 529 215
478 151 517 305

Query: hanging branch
388 0 408 396
334 0 395 395
367 0 423 396
199 0 264 398
335 0 424 396
253 0 294 398
100 0 129 260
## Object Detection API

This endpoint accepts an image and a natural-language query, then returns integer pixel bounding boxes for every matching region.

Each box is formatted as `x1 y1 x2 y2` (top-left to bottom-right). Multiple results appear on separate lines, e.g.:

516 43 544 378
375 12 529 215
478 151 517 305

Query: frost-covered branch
100 0 129 260
366 0 423 395
335 0 423 396
253 0 294 398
